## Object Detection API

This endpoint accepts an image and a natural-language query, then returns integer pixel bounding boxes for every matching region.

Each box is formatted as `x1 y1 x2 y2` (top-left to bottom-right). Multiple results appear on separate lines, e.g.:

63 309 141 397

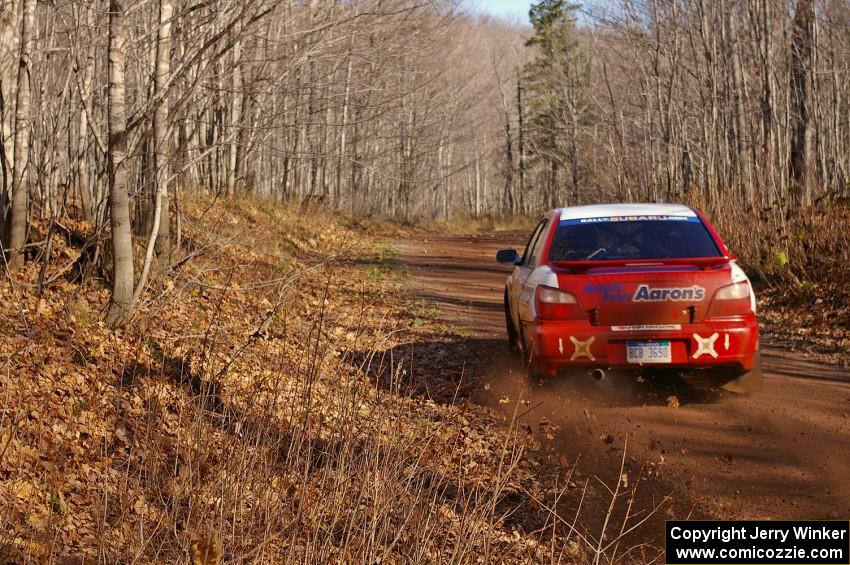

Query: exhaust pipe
591 368 606 381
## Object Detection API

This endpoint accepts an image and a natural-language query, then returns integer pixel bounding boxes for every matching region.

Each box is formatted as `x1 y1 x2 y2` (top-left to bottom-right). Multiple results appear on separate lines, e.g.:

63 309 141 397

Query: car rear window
548 215 722 261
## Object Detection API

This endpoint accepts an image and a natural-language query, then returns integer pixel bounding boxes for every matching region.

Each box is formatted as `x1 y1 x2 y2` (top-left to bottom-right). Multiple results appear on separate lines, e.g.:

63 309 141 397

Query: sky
475 0 532 23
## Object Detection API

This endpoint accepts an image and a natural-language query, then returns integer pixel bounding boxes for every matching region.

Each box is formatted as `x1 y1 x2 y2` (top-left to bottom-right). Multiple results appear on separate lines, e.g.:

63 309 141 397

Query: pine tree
522 0 588 206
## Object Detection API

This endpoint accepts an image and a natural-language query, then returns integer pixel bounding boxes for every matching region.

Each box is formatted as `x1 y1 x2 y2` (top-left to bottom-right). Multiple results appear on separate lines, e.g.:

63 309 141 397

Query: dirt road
396 233 850 535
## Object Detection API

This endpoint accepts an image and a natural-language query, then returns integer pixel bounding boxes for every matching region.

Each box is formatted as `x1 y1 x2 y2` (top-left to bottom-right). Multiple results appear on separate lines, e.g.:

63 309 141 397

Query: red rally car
497 204 761 392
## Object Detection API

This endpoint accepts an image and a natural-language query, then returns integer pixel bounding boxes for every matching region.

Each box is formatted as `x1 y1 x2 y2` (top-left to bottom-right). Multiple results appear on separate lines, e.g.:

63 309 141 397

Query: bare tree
107 0 133 325
7 0 848 321
151 0 173 272
6 0 35 270
789 0 814 204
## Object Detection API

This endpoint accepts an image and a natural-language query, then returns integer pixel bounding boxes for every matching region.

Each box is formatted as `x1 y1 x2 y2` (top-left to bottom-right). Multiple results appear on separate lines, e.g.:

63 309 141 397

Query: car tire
721 353 763 393
504 292 520 357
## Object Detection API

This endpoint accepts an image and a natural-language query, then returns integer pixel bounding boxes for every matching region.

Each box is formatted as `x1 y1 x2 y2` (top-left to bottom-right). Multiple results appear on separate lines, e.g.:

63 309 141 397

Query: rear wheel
721 353 763 393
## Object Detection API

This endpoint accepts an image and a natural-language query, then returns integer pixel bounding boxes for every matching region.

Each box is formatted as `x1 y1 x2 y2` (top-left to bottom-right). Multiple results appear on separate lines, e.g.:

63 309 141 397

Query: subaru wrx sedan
497 204 761 392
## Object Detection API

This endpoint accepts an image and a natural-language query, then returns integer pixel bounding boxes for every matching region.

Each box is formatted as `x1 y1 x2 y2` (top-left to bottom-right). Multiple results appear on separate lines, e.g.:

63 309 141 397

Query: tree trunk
7 0 35 270
76 93 94 222
0 0 20 238
503 108 514 214
336 33 354 202
723 0 750 196
790 0 814 204
569 96 580 203
474 154 481 217
73 3 95 223
760 0 777 204
494 61 514 214
227 33 242 197
516 78 525 213
106 0 133 325
152 0 172 272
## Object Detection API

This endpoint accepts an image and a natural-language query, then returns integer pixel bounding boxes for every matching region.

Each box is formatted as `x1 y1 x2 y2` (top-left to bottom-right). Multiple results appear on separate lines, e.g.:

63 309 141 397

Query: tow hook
591 368 606 381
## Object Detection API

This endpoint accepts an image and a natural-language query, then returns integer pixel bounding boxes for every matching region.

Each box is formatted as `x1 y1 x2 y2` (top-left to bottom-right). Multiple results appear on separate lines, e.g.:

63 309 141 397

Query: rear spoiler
549 256 734 274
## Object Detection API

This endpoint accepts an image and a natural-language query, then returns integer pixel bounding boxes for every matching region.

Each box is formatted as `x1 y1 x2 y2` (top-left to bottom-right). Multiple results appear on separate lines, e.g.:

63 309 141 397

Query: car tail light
707 282 752 318
536 286 583 320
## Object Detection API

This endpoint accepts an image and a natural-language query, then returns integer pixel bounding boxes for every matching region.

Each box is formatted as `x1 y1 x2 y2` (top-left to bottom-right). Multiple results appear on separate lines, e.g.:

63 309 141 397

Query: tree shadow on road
345 336 506 404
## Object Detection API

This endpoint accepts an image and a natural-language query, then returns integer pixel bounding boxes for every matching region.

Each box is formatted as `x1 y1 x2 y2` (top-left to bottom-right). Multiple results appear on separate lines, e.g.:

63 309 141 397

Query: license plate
626 341 671 364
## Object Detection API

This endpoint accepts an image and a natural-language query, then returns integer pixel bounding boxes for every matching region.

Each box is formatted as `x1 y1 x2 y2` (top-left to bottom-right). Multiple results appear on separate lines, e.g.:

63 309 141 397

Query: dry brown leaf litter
0 197 568 563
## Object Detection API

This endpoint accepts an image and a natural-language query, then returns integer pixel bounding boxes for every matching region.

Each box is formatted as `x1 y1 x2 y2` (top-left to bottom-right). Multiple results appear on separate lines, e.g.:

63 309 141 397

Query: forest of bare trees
1 0 848 323
566 0 849 208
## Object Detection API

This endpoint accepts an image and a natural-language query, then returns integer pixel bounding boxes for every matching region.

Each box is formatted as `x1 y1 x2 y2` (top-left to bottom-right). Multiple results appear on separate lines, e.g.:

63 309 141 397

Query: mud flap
523 342 542 380
722 353 763 393
518 330 544 381
504 296 520 357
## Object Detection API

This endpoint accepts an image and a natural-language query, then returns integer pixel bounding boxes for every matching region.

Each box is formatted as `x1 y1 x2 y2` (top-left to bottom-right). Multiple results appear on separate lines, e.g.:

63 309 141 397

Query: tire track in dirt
395 233 850 540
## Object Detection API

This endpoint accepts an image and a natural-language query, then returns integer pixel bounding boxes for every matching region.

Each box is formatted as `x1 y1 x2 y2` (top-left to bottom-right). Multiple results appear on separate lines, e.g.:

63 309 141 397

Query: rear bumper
524 316 759 376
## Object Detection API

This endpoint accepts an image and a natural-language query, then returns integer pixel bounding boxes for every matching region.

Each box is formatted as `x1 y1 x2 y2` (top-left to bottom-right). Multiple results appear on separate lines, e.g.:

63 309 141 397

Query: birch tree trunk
106 0 133 325
76 84 94 222
7 0 35 270
0 0 20 219
75 4 95 223
152 0 173 272
227 33 242 197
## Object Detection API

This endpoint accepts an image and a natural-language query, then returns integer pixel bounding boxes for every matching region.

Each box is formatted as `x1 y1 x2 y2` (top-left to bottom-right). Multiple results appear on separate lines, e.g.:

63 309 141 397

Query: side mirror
496 249 520 265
